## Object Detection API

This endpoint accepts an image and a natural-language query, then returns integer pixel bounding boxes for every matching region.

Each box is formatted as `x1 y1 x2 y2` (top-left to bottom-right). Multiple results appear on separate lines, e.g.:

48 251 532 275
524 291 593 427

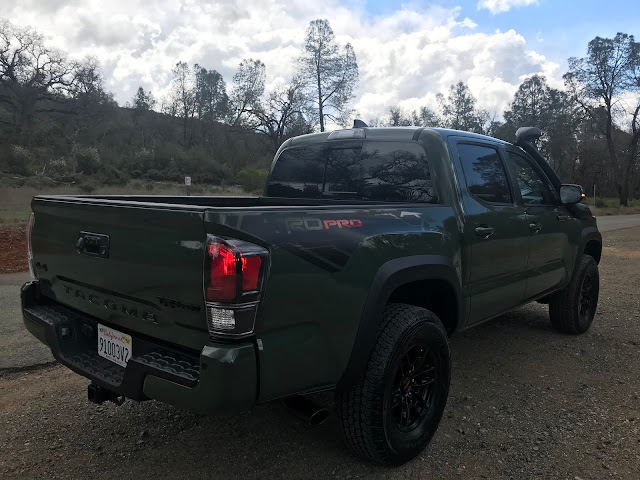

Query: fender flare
337 255 462 389
578 227 602 263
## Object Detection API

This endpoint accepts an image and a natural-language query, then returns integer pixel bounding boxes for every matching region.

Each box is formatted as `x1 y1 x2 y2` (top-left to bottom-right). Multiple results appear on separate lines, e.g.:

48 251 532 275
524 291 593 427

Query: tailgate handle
77 232 110 259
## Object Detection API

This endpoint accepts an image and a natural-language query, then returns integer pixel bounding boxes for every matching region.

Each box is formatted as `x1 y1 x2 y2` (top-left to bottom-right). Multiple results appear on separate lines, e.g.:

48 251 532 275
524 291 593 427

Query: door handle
529 222 542 233
474 226 495 238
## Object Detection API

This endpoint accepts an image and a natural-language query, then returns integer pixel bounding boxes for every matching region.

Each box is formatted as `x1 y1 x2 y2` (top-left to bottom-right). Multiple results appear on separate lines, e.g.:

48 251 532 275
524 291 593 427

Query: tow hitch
88 384 125 406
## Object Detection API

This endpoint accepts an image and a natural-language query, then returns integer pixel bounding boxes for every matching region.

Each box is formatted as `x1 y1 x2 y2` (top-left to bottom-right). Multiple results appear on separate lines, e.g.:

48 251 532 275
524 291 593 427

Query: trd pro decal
285 216 362 234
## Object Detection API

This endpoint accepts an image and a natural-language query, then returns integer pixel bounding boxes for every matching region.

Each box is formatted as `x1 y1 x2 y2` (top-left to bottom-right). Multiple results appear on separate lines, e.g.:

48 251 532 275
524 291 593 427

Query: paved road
596 213 640 232
1 214 640 371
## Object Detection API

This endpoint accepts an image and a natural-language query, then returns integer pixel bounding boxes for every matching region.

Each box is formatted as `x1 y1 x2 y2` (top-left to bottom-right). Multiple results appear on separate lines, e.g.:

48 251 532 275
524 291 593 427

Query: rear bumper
21 281 257 413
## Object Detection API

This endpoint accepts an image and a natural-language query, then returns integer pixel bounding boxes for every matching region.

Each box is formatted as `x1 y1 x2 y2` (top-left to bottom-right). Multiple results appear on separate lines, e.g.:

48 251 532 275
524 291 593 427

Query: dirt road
1 227 640 479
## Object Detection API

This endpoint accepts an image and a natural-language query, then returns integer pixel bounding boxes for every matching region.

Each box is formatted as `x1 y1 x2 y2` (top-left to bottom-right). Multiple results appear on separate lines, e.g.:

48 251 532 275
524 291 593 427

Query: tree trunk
317 66 324 132
603 111 628 206
618 183 629 207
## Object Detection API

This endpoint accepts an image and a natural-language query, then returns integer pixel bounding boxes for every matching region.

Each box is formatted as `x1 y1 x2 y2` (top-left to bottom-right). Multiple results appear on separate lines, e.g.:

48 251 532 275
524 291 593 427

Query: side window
457 143 512 204
508 151 557 205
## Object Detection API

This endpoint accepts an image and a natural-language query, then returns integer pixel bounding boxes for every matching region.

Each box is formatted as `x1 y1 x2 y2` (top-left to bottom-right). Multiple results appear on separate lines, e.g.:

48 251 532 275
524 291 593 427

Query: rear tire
549 255 599 334
335 303 451 465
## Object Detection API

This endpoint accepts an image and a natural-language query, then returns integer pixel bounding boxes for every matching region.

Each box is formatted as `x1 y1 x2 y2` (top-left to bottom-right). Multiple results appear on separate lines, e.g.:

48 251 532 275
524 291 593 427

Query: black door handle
475 226 495 238
529 222 542 232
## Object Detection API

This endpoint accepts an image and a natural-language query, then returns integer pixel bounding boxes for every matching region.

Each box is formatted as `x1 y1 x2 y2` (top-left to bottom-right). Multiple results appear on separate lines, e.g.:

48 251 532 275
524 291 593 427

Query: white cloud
477 0 538 15
3 0 559 124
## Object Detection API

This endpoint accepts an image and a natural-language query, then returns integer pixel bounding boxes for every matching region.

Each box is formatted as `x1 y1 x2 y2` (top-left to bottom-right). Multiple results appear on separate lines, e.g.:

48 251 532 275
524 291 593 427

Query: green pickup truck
21 124 602 465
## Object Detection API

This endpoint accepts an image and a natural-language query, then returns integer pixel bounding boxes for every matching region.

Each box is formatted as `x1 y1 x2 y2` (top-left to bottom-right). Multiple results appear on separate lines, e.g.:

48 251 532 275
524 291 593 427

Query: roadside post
185 176 191 196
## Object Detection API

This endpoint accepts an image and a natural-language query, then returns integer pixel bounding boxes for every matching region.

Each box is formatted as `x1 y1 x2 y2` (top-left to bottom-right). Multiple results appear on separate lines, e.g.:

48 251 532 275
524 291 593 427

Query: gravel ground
0 226 28 274
1 227 639 479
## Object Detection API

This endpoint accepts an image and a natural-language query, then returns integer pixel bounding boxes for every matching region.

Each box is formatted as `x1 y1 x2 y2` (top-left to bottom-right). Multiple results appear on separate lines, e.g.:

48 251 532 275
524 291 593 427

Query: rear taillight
27 213 35 279
204 235 268 337
207 242 240 303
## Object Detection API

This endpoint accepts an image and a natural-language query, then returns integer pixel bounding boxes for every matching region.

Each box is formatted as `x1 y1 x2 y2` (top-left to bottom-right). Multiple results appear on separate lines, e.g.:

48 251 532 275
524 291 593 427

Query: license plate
97 324 132 367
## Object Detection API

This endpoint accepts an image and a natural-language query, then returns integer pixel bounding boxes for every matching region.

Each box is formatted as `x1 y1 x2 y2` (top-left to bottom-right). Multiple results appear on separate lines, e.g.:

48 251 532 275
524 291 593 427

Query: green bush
75 146 101 175
594 198 606 208
97 165 129 185
144 169 167 181
236 168 269 193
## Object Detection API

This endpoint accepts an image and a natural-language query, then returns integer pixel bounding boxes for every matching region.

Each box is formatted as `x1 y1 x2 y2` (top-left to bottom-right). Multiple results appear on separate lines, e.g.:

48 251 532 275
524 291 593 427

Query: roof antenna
353 119 368 128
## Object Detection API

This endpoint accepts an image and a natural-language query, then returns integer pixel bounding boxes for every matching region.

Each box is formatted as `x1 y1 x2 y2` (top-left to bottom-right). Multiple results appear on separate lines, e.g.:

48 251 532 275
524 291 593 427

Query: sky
3 0 639 123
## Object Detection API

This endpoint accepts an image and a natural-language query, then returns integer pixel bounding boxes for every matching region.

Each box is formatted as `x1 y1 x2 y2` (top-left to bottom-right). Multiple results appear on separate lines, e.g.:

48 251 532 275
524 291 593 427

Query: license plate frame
97 324 132 367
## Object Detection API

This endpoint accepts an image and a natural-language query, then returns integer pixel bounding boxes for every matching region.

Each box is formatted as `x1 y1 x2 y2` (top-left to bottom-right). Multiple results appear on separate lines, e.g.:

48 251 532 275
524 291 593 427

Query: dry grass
589 197 640 216
0 182 246 225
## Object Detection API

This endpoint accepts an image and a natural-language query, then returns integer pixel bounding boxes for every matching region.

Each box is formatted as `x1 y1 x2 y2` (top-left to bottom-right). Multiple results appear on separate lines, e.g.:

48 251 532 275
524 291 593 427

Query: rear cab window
266 141 437 203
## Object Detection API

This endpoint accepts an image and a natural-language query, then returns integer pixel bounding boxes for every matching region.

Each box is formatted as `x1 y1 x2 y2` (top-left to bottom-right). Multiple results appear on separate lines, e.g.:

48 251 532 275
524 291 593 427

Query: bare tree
68 57 115 144
166 61 196 146
0 18 77 144
251 77 311 150
298 19 358 132
564 33 640 205
230 58 265 126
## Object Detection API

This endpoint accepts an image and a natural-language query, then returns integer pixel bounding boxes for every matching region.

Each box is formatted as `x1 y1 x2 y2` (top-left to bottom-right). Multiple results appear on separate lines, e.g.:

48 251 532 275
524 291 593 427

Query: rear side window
457 143 512 204
266 142 436 203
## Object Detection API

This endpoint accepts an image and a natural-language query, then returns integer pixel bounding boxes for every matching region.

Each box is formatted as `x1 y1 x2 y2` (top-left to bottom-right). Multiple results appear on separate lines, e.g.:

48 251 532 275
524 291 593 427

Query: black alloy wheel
389 344 436 433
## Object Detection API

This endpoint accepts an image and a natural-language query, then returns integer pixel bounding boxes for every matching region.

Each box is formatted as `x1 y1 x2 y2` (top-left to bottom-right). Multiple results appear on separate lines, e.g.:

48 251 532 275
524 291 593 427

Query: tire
335 303 451 466
549 255 600 334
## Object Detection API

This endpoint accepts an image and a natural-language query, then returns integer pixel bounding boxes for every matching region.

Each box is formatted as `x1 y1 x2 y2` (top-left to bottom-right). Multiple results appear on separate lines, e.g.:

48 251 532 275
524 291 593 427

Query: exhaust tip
283 395 329 426
308 408 329 426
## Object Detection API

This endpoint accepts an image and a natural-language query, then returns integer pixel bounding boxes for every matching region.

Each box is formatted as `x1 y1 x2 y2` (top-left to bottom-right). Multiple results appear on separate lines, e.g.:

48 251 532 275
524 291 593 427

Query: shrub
97 166 129 185
594 198 606 208
47 157 72 177
144 169 166 181
78 181 97 193
8 145 35 175
75 146 101 175
236 168 269 193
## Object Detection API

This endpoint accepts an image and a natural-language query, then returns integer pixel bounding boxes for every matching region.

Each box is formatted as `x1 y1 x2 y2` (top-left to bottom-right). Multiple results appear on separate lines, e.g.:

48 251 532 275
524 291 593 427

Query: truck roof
285 126 511 148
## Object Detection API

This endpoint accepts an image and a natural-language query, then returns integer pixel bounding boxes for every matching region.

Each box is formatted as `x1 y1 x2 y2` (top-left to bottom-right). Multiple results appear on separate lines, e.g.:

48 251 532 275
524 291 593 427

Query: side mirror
559 184 583 204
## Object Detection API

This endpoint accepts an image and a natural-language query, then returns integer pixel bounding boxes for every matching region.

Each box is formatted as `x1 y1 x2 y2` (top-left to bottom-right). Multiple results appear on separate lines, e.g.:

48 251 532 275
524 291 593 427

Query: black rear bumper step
22 284 200 401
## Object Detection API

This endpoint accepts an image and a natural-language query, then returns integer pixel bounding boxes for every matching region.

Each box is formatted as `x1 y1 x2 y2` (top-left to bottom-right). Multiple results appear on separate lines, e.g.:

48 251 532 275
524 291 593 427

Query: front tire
549 255 600 334
335 303 451 465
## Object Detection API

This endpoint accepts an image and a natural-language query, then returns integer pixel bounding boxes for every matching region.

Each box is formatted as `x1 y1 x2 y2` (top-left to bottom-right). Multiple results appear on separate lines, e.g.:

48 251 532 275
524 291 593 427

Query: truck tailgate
30 197 208 351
